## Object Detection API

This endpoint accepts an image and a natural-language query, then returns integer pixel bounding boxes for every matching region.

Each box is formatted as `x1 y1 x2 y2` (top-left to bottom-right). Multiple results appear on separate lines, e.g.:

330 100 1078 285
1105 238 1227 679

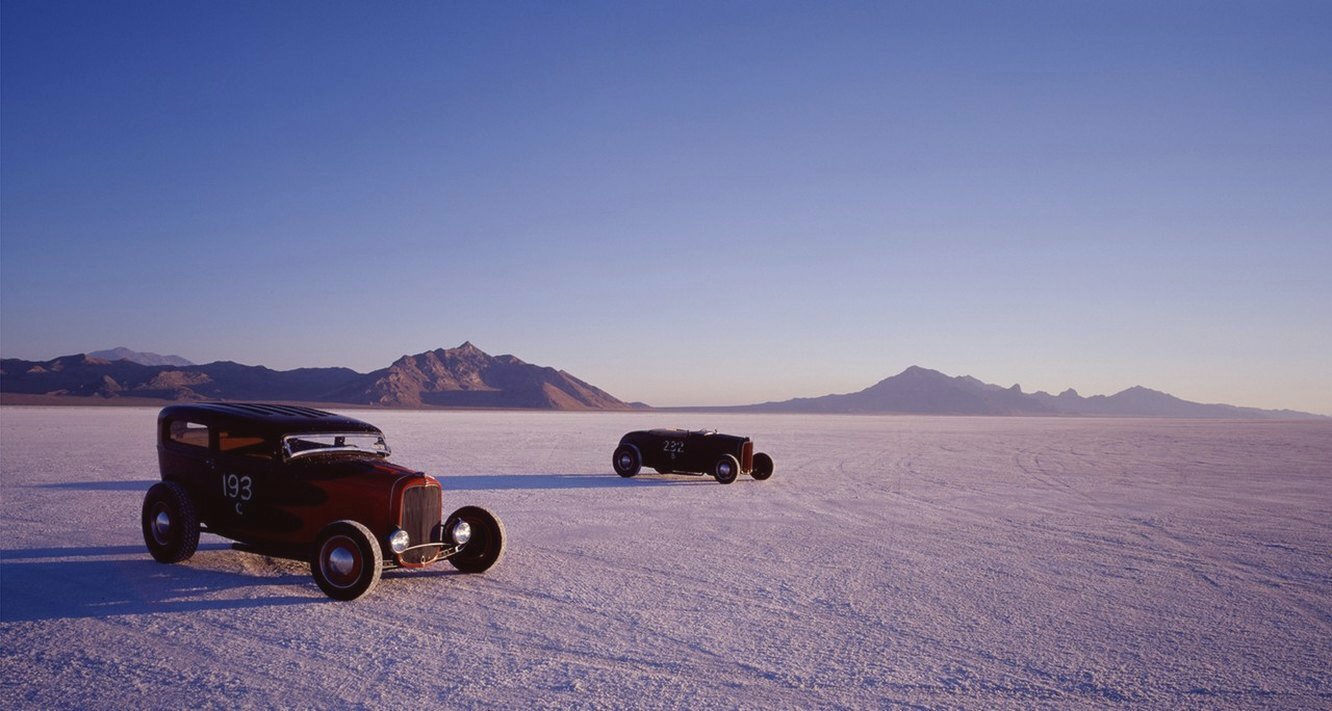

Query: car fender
618 441 643 463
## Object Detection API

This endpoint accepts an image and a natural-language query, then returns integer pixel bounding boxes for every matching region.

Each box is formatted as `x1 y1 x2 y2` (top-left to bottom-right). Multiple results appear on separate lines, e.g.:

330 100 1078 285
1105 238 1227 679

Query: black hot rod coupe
612 429 773 484
142 403 504 600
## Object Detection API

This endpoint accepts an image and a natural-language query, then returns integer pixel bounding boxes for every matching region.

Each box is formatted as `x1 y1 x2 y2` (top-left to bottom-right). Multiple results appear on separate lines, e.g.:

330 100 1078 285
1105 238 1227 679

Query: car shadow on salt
0 545 316 622
38 479 160 492
0 543 232 561
441 473 717 490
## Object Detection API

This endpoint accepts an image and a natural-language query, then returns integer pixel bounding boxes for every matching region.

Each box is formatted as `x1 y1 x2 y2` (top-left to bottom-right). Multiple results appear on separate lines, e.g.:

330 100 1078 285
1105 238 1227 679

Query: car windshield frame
281 432 391 461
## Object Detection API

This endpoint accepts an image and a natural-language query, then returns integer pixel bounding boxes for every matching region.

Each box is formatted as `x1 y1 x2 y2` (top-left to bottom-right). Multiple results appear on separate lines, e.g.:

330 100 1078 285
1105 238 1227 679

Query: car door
160 417 227 524
680 431 715 472
213 427 290 539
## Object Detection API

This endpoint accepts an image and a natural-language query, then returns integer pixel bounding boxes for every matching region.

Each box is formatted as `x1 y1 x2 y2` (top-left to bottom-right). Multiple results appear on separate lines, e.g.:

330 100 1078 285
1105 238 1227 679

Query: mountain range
0 342 635 410
718 365 1325 419
0 345 1323 418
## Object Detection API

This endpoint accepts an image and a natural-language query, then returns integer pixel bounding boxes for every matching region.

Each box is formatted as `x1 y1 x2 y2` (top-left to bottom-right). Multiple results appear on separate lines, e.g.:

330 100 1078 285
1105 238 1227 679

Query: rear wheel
751 452 774 481
142 482 200 563
446 506 506 573
612 445 641 477
311 520 382 600
712 454 740 484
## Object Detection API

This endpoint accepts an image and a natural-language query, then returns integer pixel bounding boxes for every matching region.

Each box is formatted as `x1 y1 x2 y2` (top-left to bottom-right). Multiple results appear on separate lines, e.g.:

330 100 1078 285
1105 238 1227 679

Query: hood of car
292 455 434 486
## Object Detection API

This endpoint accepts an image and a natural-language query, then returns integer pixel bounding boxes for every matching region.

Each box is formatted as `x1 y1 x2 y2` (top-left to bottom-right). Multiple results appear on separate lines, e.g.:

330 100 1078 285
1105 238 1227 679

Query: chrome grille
400 483 442 564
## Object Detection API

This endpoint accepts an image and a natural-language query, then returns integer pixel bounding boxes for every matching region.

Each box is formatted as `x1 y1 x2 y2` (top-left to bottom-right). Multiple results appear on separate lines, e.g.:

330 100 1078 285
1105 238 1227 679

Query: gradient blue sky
2 1 1329 412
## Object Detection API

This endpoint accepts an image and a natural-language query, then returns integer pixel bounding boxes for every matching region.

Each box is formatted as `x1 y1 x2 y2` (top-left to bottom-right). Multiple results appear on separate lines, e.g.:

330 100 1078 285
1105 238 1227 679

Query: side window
167 420 209 449
218 430 274 461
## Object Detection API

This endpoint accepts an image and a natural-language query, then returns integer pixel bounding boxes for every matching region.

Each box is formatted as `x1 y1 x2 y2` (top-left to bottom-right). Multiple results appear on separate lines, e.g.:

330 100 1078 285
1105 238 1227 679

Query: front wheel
751 452 774 481
445 506 505 573
311 520 383 601
142 481 200 563
612 444 641 477
712 454 740 484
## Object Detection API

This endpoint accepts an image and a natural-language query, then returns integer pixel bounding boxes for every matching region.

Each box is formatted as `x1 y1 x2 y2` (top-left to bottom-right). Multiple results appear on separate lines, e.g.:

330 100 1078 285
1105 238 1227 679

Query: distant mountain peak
88 347 193 367
874 365 949 388
425 341 512 366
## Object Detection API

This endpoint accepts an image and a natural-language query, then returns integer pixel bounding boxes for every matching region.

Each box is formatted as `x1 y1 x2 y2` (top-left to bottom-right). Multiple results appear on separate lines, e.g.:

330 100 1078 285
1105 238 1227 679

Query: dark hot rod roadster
612 429 773 484
142 403 504 600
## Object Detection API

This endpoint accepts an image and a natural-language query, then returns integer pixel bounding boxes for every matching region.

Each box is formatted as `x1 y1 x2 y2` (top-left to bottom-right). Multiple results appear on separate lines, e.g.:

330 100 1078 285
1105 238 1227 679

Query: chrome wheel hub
319 534 362 588
327 546 355 577
152 508 172 544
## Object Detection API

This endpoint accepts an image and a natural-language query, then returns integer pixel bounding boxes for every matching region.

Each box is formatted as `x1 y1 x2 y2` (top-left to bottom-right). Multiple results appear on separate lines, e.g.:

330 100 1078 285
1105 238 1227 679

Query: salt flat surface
2 407 1329 709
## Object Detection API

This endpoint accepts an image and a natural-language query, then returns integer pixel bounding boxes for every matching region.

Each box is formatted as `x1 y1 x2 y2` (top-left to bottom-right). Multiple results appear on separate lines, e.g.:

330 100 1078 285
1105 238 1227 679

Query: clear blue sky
2 1 1329 412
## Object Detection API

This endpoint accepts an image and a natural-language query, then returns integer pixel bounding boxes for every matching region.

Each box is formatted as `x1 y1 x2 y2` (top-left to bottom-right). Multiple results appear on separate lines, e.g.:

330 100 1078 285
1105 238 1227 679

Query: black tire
142 481 200 563
712 454 740 484
751 452 774 481
445 506 506 573
613 444 641 477
311 520 382 601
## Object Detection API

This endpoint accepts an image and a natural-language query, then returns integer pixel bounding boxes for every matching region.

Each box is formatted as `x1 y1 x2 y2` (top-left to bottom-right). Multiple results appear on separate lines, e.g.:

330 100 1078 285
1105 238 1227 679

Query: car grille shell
399 482 442 565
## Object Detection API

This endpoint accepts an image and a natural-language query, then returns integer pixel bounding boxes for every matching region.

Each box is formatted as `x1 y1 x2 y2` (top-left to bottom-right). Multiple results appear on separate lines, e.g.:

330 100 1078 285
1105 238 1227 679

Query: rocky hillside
0 354 363 402
328 342 632 409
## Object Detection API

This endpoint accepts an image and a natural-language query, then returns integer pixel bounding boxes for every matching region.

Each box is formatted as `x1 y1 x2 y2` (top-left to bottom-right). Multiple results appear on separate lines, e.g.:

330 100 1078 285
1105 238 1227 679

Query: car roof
158 402 382 436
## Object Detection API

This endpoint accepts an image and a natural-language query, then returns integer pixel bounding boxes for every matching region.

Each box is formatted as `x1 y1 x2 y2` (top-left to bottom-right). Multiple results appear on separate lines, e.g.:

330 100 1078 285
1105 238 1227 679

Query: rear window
167 420 209 449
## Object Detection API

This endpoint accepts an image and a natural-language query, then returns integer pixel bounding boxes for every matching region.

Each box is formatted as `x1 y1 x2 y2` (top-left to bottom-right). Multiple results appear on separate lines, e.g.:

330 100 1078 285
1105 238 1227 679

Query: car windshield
282 432 390 460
